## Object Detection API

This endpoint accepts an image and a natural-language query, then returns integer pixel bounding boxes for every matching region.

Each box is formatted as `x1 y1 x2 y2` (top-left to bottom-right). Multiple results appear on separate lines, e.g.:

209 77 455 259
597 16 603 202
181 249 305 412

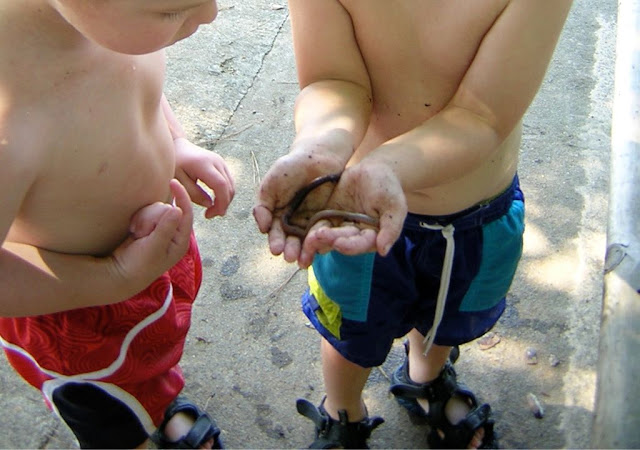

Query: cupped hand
297 160 407 268
253 147 347 260
111 179 194 287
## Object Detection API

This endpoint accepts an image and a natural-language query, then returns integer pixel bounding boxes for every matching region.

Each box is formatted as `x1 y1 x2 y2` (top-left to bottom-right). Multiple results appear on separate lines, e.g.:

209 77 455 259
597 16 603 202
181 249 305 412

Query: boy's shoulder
0 9 51 98
0 11 56 172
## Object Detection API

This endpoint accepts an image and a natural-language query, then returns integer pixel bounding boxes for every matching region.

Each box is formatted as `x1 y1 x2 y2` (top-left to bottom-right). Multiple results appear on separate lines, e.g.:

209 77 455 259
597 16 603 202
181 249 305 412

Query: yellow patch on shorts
308 266 342 339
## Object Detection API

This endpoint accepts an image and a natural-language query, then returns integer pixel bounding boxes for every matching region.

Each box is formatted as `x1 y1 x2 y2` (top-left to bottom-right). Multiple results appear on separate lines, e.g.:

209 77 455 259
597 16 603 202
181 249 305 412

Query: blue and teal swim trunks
302 176 525 368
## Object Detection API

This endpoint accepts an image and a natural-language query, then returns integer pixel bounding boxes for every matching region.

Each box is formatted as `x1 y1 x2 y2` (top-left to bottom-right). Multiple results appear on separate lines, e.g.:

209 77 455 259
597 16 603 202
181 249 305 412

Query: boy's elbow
444 104 508 149
449 86 525 142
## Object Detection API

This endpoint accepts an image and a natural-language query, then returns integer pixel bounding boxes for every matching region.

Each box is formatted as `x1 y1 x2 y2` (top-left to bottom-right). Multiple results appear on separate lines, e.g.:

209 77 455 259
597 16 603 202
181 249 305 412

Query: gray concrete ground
0 0 617 448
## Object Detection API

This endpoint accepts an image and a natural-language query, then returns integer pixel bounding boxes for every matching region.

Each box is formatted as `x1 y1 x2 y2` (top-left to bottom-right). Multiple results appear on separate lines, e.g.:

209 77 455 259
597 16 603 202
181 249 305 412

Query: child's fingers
204 194 230 219
376 203 406 256
253 175 278 229
146 207 183 255
178 174 213 209
283 233 302 264
333 229 377 255
129 202 173 239
267 218 287 256
170 179 194 229
303 225 376 261
254 168 302 227
297 221 336 267
197 170 233 217
223 164 236 192
253 204 274 234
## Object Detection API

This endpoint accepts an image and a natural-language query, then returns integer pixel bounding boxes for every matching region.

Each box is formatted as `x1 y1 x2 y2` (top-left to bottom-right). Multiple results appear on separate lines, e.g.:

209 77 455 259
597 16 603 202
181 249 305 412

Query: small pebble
525 347 538 365
527 393 545 419
477 332 501 350
549 354 560 367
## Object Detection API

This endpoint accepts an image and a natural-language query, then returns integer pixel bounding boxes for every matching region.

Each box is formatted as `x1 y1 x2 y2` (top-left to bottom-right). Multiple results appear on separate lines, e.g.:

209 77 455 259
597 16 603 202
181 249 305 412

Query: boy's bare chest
10 55 174 254
342 0 509 109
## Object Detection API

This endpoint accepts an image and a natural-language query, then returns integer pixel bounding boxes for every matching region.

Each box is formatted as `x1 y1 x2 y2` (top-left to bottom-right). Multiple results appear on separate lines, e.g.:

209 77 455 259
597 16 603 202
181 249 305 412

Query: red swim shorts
0 233 202 447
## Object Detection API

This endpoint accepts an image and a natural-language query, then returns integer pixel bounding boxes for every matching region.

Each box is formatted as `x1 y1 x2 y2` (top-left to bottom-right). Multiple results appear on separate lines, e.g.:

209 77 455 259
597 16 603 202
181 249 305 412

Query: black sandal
296 397 384 449
151 396 223 449
389 342 498 449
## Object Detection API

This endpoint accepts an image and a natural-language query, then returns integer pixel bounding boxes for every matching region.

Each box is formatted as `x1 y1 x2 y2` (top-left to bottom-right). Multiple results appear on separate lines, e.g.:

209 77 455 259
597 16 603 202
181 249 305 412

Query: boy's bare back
1 3 173 256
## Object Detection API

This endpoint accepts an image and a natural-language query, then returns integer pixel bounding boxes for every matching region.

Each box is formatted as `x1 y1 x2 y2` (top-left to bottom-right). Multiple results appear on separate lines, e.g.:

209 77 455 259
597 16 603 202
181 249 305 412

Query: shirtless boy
0 1 234 448
254 0 573 447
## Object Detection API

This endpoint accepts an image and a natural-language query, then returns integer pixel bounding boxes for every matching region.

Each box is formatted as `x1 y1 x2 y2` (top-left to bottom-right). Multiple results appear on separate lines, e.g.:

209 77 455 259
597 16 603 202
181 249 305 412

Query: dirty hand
111 179 194 287
297 160 407 268
253 148 347 262
174 137 235 218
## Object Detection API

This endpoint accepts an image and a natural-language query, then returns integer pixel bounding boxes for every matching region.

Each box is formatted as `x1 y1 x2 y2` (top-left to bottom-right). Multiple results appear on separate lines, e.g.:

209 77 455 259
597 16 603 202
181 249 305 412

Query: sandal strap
296 398 384 449
176 415 222 449
389 341 498 449
389 339 460 403
465 403 492 432
390 361 460 426
427 403 497 449
152 396 223 449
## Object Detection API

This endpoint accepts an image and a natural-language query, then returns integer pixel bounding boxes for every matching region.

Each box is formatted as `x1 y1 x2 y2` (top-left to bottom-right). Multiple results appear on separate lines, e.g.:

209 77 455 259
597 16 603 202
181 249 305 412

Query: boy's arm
294 0 573 263
254 0 373 259
289 0 372 163
0 185 192 317
364 0 574 192
0 243 148 317
0 135 192 317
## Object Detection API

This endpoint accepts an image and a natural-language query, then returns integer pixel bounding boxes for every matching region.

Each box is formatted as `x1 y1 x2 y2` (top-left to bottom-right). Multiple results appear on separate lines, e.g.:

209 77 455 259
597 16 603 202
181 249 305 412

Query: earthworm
280 173 380 239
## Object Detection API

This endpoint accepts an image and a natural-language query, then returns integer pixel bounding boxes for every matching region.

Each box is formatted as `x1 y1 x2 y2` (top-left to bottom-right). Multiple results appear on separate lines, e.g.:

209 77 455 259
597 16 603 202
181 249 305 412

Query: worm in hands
280 173 379 239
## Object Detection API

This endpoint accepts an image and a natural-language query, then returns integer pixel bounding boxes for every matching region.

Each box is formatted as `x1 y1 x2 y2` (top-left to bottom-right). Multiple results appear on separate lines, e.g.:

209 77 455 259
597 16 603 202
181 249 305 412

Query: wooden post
591 0 640 447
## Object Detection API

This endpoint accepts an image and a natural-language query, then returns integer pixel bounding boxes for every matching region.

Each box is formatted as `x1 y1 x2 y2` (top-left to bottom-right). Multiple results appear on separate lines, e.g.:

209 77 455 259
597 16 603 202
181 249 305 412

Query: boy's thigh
302 247 422 368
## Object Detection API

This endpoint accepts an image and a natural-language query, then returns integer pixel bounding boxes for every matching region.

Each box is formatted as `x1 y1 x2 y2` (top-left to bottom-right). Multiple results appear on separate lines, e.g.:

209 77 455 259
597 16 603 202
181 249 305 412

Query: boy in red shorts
0 1 234 448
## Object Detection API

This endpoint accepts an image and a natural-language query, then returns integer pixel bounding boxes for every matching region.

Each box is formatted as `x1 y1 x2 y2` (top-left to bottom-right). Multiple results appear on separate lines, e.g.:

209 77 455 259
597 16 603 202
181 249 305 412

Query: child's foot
151 396 223 449
164 411 216 449
417 394 486 449
296 397 384 449
389 343 497 449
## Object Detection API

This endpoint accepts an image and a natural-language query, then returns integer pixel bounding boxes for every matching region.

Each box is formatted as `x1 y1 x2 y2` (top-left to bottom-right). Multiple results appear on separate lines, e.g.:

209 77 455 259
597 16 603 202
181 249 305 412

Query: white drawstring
418 222 455 356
